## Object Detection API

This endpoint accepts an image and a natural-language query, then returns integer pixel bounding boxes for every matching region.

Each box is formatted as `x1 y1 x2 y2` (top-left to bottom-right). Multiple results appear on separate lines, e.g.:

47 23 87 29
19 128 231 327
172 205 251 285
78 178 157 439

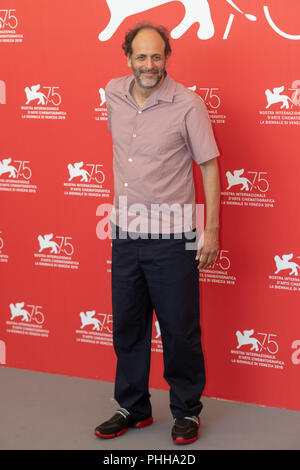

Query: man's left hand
195 227 219 270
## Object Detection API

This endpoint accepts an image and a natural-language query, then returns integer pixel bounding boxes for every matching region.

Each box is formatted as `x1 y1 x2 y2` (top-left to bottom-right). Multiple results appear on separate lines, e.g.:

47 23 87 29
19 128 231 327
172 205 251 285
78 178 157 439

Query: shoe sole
173 433 199 445
94 416 153 439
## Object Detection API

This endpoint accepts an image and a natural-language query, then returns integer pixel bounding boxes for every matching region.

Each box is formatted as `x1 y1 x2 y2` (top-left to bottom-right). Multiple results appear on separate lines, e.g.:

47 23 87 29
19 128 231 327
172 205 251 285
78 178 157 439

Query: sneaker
171 416 200 445
94 408 153 439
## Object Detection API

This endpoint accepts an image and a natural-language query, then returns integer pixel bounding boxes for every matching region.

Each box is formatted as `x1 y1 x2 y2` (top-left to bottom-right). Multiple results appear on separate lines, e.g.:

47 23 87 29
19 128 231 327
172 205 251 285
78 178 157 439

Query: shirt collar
124 71 176 103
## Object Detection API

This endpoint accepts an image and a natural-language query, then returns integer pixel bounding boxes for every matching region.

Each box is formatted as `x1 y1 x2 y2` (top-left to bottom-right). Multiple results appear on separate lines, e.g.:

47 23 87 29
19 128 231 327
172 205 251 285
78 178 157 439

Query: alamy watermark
96 197 205 250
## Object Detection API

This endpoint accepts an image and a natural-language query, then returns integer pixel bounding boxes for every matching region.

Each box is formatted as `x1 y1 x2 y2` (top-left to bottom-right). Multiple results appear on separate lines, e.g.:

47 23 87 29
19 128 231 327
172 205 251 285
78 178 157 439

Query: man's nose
145 57 154 69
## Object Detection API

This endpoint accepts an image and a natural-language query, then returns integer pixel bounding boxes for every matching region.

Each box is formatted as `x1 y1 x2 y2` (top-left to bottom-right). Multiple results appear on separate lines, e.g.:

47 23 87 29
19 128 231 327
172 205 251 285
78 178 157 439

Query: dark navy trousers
110 221 206 420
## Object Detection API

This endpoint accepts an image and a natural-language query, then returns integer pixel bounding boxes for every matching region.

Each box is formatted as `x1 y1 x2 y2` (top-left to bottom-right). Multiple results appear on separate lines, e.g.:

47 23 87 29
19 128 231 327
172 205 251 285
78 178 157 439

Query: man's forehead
131 29 165 54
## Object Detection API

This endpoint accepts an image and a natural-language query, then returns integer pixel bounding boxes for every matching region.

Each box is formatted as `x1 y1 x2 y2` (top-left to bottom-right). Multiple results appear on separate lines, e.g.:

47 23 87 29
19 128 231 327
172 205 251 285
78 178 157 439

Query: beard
132 65 165 89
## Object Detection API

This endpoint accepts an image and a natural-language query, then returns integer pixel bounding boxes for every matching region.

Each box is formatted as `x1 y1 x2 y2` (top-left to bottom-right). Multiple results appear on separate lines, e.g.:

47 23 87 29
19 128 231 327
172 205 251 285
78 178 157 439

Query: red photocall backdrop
1 0 300 411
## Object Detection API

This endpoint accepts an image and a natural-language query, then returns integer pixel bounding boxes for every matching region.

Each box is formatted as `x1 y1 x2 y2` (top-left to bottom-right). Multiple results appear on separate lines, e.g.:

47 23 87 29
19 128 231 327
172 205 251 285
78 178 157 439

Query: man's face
127 28 167 89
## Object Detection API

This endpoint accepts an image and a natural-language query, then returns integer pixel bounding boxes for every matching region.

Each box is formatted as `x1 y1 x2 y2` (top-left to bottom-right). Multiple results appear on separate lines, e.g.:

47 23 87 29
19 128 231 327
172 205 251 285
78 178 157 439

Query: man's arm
195 157 220 270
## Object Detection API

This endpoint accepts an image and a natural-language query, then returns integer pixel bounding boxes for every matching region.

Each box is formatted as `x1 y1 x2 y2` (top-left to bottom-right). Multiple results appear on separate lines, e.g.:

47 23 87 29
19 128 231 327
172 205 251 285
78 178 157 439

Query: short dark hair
122 22 172 57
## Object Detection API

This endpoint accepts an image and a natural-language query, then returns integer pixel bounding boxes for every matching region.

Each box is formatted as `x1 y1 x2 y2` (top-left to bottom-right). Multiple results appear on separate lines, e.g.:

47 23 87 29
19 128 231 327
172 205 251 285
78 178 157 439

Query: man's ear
127 54 132 68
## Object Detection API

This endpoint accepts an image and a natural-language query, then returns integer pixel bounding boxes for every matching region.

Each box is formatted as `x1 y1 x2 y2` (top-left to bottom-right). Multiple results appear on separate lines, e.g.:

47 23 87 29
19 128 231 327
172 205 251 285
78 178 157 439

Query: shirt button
132 133 137 138
128 158 133 162
124 182 128 187
138 110 142 114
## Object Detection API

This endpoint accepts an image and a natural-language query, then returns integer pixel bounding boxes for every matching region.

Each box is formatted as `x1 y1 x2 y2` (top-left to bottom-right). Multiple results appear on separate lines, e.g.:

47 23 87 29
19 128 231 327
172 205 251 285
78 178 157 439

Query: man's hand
195 227 219 270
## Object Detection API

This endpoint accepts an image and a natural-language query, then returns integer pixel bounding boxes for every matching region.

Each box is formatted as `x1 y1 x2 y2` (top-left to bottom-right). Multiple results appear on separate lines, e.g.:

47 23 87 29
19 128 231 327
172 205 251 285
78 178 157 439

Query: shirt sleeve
106 100 112 133
181 95 220 164
104 81 113 133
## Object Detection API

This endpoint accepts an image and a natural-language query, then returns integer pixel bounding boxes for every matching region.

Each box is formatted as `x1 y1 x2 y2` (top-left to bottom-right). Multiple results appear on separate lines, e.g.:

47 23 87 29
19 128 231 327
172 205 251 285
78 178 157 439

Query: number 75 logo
25 85 62 106
0 9 18 29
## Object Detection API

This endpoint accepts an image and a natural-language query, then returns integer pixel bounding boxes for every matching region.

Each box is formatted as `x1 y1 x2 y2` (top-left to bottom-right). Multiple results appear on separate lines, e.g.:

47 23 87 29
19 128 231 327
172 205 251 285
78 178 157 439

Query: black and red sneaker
94 408 153 439
171 416 200 445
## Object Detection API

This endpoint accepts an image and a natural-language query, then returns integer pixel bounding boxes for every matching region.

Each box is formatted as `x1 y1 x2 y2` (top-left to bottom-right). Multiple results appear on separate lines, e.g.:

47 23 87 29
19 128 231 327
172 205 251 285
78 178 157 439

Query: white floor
0 367 299 450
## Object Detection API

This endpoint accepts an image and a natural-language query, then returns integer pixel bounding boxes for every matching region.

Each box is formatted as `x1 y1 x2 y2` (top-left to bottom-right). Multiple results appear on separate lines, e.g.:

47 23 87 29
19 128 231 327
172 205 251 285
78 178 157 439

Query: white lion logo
9 302 30 322
99 0 215 41
80 310 102 331
226 169 254 191
24 84 47 105
68 162 90 182
38 234 60 253
236 329 261 351
98 0 257 42
154 320 161 338
265 86 293 110
274 254 300 276
0 158 17 178
99 88 106 106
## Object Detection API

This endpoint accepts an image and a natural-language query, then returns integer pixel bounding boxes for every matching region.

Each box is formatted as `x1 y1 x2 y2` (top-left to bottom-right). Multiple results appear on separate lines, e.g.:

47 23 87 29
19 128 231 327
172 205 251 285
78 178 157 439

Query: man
94 22 220 445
